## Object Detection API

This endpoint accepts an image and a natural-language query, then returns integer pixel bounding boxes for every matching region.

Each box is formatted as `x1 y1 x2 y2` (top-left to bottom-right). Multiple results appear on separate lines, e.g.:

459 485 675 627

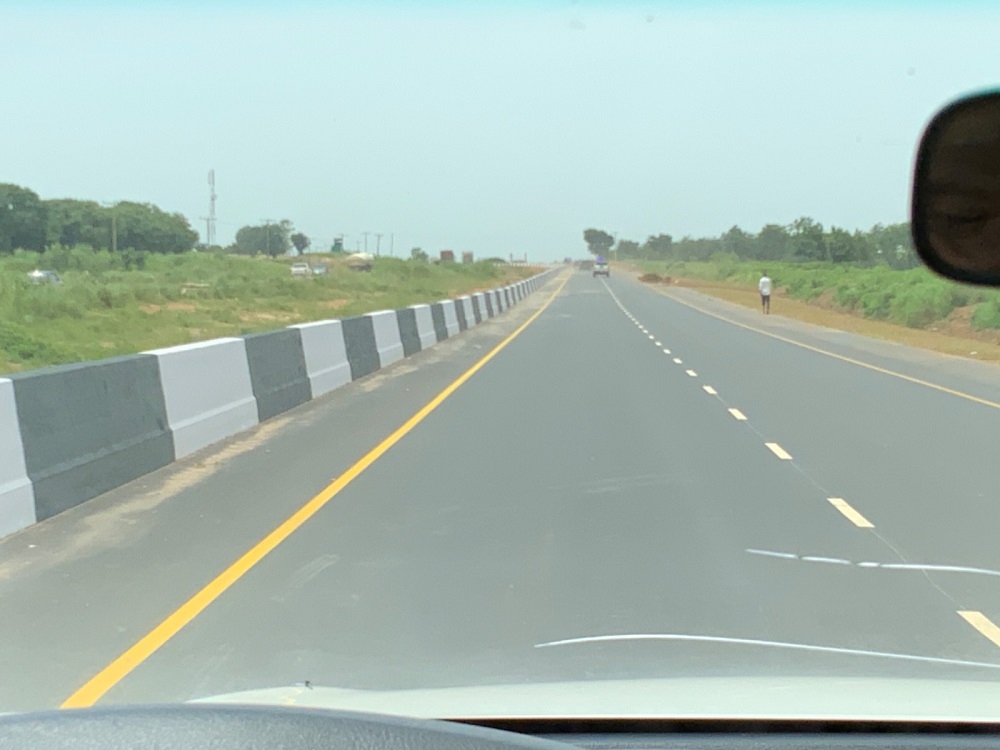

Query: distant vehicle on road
27 269 62 285
593 259 610 277
289 263 312 277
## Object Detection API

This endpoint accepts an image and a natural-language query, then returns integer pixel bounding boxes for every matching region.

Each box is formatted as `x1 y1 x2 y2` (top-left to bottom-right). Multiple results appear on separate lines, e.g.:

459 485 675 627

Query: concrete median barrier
0 379 36 538
290 320 352 398
454 298 469 331
396 308 422 357
471 294 485 323
341 315 381 380
409 304 438 349
439 300 461 337
10 355 174 522
0 270 556 537
430 303 449 342
243 329 312 422
368 310 405 367
147 338 258 459
458 296 475 328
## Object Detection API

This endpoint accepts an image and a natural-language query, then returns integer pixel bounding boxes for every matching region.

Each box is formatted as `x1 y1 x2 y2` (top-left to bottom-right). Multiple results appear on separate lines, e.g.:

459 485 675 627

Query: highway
3 268 1000 713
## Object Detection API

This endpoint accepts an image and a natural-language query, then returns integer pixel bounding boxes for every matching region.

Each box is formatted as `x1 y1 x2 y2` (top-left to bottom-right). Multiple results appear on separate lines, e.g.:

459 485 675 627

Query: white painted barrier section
292 320 352 398
147 338 258 459
367 310 405 367
439 300 461 337
410 305 438 349
458 296 476 327
0 379 36 539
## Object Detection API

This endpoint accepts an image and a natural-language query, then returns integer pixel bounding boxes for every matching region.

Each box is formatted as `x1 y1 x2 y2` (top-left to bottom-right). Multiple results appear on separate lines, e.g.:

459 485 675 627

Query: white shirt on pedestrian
758 276 772 296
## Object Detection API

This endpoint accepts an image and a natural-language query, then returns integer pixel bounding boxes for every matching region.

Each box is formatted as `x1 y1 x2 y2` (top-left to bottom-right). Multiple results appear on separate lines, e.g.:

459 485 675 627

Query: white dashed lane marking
765 442 793 460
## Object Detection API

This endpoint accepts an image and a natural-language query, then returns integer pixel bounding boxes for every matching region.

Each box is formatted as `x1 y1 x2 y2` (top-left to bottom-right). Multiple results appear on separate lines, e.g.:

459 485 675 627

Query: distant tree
583 228 615 257
234 221 291 256
0 184 47 253
642 233 674 259
721 226 755 259
291 232 310 255
410 247 429 262
615 240 640 258
44 199 108 248
756 224 789 261
111 201 198 254
870 223 918 269
787 216 826 261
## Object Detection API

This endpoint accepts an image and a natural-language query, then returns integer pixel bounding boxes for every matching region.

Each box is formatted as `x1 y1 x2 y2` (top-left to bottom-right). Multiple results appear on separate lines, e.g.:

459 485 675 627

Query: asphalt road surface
4 269 1000 713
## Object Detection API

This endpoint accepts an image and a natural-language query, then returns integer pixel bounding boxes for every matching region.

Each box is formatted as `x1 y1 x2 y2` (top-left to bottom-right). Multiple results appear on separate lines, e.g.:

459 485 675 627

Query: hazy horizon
4 1 998 259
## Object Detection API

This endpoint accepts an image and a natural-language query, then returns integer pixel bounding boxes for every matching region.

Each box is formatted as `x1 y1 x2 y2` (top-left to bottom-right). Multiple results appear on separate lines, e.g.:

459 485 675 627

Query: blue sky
2 2 998 259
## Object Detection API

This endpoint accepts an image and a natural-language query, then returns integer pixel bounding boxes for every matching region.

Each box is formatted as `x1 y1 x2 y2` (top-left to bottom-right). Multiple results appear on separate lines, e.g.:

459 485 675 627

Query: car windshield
3 0 1000 723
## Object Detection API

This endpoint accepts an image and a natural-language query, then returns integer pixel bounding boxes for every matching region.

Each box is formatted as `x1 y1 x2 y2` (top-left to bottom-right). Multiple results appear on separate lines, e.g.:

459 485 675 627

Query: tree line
0 183 325 259
0 183 199 255
584 218 919 270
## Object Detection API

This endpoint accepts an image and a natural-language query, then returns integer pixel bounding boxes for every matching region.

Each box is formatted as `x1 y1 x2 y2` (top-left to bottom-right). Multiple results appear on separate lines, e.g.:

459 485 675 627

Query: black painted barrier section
483 293 495 318
11 355 174 521
455 301 468 331
430 303 448 342
396 308 422 357
243 329 312 422
341 315 381 380
471 296 483 324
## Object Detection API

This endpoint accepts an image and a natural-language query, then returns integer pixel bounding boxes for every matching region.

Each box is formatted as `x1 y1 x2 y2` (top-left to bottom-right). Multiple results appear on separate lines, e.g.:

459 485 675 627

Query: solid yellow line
728 408 747 420
959 611 1000 649
827 497 874 528
765 442 793 460
656 289 1000 412
60 274 570 709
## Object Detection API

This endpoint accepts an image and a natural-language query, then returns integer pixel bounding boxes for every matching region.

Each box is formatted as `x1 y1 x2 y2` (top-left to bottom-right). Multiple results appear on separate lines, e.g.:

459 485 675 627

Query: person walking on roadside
758 271 772 314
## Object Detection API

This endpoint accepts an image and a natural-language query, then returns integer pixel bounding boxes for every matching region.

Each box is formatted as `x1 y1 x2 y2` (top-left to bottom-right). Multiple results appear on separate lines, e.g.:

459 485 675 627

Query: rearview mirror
912 90 1000 285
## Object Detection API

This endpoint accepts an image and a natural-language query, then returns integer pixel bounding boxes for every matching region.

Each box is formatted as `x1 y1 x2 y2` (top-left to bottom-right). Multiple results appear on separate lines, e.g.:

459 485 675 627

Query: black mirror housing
912 90 1000 285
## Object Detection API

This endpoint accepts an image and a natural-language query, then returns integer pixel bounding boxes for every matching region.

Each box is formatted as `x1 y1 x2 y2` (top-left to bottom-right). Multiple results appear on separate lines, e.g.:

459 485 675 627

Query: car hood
194 676 1000 721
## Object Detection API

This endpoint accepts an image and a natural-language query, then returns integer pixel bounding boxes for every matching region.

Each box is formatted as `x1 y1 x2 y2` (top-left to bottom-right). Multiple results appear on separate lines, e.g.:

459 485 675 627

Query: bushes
645 257 996 330
972 299 1000 330
0 322 66 365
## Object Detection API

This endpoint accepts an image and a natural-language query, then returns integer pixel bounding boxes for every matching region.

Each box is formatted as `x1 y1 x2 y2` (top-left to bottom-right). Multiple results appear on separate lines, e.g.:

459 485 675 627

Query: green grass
636 259 1000 331
0 248 537 373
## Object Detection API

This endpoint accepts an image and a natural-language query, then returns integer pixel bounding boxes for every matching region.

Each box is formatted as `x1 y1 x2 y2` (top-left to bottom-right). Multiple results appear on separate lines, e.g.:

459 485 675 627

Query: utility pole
390 233 394 257
261 219 276 256
362 231 370 254
375 232 383 256
205 170 217 246
102 201 118 252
